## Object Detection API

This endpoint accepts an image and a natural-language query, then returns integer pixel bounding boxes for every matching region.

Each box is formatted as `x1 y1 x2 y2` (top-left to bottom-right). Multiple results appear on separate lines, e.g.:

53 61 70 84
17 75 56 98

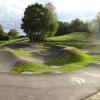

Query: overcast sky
0 0 100 32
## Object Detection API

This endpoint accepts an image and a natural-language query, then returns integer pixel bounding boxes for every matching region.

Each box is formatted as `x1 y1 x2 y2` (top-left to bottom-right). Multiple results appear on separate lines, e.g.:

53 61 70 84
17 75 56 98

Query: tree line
55 19 89 36
0 2 99 42
21 3 90 42
0 25 19 40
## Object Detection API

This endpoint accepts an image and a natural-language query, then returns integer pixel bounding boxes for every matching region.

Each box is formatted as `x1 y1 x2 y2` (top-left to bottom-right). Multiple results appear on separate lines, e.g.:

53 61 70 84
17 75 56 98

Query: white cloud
0 0 100 31
52 0 100 12
50 0 100 21
0 0 33 30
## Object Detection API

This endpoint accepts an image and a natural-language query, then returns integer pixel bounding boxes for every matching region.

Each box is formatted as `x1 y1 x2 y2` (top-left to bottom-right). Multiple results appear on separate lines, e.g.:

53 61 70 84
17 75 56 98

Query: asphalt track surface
0 64 100 100
0 51 20 72
0 45 71 72
0 43 100 100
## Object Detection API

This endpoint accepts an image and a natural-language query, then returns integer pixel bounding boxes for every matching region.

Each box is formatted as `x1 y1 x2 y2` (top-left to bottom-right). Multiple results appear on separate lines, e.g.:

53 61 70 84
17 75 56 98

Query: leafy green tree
55 19 89 36
8 29 19 39
0 25 9 40
21 3 58 42
88 12 100 41
55 21 70 36
70 18 89 33
0 25 4 35
45 3 58 36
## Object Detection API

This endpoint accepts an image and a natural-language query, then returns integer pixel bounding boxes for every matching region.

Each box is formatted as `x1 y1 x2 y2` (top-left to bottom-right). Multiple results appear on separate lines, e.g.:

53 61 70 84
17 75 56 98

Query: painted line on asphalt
71 78 85 84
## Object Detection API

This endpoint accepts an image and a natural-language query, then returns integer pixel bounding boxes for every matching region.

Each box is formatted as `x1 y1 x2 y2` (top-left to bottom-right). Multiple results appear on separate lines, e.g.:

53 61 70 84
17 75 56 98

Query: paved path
86 92 100 100
0 64 100 100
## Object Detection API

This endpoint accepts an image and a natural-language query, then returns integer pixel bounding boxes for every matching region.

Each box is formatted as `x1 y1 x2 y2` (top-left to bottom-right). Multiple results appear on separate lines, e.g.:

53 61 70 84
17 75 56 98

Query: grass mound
11 60 52 73
47 47 91 66
11 47 92 73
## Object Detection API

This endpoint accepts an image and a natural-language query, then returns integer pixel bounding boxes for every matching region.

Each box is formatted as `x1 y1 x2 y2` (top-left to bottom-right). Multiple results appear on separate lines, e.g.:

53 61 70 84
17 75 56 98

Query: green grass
0 40 8 45
44 42 88 49
11 49 33 57
47 32 89 42
46 47 91 66
58 62 88 72
9 38 28 43
10 48 44 57
0 32 90 49
11 60 90 73
11 47 92 73
11 61 53 73
0 38 28 46
45 32 90 49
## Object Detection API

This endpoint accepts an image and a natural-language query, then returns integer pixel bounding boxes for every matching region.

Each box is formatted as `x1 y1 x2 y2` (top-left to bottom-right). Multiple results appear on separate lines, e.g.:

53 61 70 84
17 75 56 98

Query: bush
18 35 26 38
7 29 19 39
0 35 9 40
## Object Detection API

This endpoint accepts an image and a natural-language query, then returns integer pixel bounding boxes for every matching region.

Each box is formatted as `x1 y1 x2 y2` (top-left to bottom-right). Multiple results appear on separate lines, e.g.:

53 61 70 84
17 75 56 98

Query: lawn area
47 32 90 42
45 32 90 48
0 38 28 45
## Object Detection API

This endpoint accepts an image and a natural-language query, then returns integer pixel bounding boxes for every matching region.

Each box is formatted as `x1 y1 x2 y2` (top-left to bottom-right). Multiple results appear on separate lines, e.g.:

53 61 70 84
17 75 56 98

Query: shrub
0 35 9 40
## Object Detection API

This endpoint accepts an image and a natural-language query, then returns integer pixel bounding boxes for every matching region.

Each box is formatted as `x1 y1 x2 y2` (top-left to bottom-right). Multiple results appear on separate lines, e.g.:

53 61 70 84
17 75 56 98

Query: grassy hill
46 47 91 65
0 38 28 45
47 32 90 42
46 32 90 48
0 32 90 49
0 32 90 45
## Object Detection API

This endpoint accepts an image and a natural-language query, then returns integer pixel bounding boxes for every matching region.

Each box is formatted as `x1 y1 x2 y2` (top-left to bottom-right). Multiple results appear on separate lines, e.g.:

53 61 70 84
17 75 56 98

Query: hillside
47 32 90 42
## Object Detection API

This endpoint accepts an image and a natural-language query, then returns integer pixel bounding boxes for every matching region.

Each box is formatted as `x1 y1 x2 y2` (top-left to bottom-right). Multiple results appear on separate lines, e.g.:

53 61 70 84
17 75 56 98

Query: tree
88 12 100 41
45 3 58 36
0 25 9 40
55 19 89 36
55 21 70 36
69 18 89 33
21 3 58 42
8 29 19 39
0 25 4 35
